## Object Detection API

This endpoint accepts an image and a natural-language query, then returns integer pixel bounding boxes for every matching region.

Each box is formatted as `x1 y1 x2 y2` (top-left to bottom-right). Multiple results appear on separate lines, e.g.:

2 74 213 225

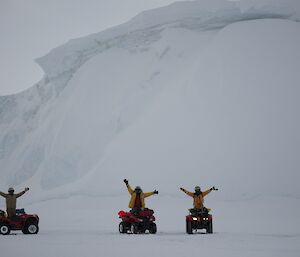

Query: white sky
0 0 178 96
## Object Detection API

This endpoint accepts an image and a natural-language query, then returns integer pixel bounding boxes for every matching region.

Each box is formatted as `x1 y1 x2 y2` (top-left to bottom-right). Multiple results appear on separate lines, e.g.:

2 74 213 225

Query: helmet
8 187 14 194
194 186 201 193
134 186 142 194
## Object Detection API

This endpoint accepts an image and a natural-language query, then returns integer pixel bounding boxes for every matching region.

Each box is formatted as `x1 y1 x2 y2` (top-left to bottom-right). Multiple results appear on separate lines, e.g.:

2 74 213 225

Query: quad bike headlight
192 217 198 221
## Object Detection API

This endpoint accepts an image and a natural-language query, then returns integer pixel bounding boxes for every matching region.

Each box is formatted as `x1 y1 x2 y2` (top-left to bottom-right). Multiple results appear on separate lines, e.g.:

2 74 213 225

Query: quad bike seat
130 208 154 217
138 208 154 217
189 207 211 215
8 215 23 222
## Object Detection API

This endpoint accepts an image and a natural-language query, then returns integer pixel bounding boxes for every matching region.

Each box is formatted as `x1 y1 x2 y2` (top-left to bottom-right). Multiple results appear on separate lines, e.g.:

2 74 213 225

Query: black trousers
189 207 208 215
130 207 142 215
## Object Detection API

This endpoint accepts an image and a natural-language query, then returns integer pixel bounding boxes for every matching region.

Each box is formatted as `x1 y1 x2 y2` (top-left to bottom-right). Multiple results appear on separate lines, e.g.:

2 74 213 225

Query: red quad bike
0 209 39 235
118 208 157 234
186 208 213 234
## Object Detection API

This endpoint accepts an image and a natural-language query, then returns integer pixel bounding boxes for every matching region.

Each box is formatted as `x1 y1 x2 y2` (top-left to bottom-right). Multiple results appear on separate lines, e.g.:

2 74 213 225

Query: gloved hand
180 187 184 191
123 179 128 185
154 190 158 194
25 187 29 191
210 186 218 191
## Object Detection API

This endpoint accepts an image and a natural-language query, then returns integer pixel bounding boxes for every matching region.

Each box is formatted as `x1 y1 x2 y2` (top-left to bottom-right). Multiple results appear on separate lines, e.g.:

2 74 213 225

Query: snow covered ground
1 194 300 257
1 0 300 256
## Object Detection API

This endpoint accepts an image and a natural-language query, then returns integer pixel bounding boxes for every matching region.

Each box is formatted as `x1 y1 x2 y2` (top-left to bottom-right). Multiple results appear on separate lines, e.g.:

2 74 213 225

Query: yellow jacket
0 190 26 211
182 188 212 209
126 184 154 209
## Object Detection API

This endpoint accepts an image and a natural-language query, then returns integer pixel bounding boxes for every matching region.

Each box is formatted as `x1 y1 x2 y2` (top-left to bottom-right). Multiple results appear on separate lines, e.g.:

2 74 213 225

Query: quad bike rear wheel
131 223 138 234
186 220 193 234
0 223 10 235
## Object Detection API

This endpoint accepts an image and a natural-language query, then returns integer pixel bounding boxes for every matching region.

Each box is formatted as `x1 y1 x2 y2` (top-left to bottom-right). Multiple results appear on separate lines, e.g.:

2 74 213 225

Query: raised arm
180 187 194 197
143 190 158 198
202 189 212 197
202 186 218 197
123 179 133 195
15 187 29 198
0 192 8 198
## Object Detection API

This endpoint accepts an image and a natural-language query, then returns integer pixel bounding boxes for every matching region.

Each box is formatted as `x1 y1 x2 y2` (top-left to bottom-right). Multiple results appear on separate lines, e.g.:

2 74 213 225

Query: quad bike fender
118 210 141 223
186 214 213 222
186 215 194 222
118 211 127 218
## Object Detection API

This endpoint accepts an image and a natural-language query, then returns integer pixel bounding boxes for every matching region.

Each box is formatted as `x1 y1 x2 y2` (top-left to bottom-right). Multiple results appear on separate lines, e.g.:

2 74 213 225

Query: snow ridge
36 0 298 88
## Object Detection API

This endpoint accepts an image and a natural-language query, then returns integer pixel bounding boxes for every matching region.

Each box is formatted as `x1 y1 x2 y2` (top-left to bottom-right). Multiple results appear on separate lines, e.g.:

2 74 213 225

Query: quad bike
118 208 157 234
0 209 39 235
185 207 213 234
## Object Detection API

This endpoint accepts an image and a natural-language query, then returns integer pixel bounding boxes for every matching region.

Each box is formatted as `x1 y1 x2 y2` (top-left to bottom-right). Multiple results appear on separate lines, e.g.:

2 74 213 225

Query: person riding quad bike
181 185 218 234
180 185 217 213
123 179 158 215
0 187 29 219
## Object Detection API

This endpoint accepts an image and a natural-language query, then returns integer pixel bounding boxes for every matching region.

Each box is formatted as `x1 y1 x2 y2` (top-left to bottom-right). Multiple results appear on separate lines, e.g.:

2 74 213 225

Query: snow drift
0 0 300 201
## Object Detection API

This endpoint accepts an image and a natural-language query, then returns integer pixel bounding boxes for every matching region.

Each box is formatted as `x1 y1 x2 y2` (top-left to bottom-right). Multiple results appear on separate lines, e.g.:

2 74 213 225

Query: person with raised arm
123 179 158 215
0 187 29 219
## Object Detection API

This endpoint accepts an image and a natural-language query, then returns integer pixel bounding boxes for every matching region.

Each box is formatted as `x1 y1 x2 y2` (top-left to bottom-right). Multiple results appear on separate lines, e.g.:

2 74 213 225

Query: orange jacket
182 188 212 209
126 184 154 209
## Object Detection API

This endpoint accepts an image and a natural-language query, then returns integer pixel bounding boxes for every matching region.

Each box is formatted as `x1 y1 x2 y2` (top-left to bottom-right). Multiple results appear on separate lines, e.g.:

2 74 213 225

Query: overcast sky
0 0 178 96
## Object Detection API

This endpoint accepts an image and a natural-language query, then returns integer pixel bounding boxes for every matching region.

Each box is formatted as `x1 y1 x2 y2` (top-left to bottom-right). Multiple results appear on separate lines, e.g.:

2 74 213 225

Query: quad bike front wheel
22 222 39 234
0 223 10 235
206 221 213 234
186 220 193 234
119 222 127 233
130 223 138 234
149 223 157 234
